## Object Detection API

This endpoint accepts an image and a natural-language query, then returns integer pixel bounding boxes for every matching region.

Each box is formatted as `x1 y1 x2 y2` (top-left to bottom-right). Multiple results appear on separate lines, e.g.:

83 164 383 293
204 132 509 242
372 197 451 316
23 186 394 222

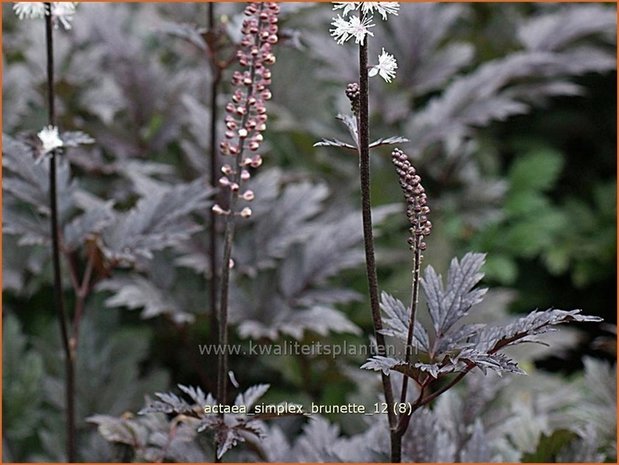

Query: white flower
51 2 77 30
369 48 398 82
347 15 375 44
330 14 375 45
13 2 77 30
13 2 46 20
361 2 399 20
332 2 399 21
330 15 352 45
38 125 64 154
332 2 359 17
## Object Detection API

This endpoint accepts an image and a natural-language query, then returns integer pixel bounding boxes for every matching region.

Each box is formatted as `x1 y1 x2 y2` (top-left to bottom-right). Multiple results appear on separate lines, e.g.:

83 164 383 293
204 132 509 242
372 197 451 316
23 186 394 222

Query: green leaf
509 149 564 192
484 254 518 284
522 429 578 462
504 190 548 216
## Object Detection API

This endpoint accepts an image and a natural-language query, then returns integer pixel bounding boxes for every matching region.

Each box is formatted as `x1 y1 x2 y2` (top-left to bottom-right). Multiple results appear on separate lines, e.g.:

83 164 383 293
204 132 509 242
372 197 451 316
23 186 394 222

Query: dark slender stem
357 38 398 461
71 247 96 340
395 379 427 439
399 248 422 403
206 6 224 461
45 5 76 461
208 2 221 338
217 212 235 404
391 433 402 463
392 248 422 461
419 371 468 407
207 1 214 30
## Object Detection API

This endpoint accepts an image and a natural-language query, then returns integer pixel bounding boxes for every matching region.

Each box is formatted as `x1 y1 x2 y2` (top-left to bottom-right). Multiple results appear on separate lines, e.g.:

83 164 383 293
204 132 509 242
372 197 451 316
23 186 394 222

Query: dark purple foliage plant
2 2 614 463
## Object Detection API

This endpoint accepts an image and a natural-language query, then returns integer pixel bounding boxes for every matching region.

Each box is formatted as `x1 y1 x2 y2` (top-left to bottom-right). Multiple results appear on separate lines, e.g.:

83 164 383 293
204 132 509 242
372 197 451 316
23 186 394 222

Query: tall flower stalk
356 34 399 445
207 2 222 337
211 1 279 455
44 3 75 461
329 2 401 460
14 3 85 460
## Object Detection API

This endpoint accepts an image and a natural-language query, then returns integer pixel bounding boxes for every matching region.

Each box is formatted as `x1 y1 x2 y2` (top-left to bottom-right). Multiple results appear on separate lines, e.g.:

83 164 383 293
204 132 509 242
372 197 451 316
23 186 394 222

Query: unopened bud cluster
391 148 432 252
346 82 360 116
213 2 279 220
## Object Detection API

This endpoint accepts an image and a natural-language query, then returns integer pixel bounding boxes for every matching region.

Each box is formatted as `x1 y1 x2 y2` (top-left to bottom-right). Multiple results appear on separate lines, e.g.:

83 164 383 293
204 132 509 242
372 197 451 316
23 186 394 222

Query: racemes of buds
391 148 431 252
213 2 279 219
346 82 360 116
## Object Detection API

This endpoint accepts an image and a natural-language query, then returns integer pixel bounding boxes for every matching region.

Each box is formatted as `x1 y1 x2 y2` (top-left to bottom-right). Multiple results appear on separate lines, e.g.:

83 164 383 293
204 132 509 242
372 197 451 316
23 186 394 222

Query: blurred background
2 2 616 462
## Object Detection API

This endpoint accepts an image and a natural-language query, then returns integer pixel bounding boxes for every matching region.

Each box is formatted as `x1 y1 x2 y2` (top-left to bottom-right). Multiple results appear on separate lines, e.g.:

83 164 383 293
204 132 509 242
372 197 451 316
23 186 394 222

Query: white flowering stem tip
332 2 399 21
330 15 352 45
13 2 77 30
332 1 360 17
38 125 64 154
369 48 398 83
52 2 77 30
330 14 375 45
13 2 47 20
361 2 399 20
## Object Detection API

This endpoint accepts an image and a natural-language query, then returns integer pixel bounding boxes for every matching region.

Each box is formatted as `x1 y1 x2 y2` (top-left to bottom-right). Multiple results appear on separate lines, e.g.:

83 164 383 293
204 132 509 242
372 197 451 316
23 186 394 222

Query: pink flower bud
212 204 229 216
